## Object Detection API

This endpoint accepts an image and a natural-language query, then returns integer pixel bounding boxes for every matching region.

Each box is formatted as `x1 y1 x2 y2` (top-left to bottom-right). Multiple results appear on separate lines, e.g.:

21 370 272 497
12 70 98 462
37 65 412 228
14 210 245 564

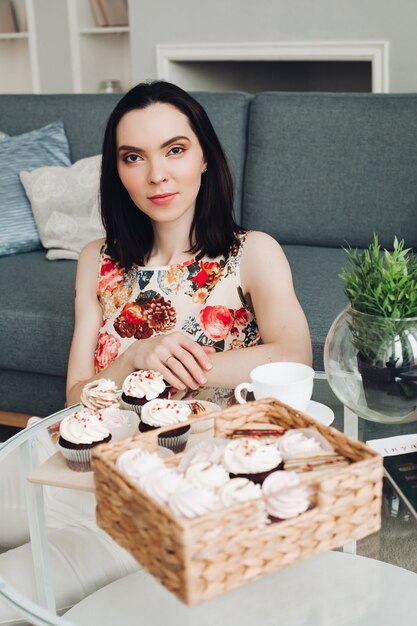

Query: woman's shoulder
239 230 290 285
79 238 106 261
77 238 106 273
239 230 283 256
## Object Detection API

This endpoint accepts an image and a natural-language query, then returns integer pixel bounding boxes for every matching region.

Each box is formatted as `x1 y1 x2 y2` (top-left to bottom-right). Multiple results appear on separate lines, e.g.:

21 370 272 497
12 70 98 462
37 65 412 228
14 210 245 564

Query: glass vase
324 305 417 423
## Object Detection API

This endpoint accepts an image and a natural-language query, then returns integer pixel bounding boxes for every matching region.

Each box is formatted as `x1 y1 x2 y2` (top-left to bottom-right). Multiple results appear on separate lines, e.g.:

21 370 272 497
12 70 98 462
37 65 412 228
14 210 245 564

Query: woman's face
116 103 207 227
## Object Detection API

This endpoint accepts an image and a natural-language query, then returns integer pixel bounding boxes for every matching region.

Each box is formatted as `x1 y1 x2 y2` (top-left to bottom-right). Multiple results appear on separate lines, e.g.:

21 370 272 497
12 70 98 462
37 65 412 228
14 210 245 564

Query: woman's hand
127 331 215 391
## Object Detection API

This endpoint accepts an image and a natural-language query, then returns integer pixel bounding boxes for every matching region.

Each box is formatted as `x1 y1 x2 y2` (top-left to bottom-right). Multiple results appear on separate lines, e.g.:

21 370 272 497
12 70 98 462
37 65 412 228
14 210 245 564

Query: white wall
128 0 417 92
35 0 72 93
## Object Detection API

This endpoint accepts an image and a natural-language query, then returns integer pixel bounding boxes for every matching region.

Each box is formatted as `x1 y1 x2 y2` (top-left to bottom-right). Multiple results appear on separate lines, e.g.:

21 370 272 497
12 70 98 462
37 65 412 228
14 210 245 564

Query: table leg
342 406 359 554
21 440 56 613
343 406 359 440
342 540 357 554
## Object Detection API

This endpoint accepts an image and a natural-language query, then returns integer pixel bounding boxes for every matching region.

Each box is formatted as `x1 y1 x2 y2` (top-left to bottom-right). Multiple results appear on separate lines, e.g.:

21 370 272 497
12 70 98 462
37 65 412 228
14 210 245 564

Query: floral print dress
94 231 261 405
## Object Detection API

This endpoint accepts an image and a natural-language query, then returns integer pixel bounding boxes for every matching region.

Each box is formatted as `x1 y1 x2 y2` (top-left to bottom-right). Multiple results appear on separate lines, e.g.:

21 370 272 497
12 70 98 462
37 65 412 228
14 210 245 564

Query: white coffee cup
234 362 314 411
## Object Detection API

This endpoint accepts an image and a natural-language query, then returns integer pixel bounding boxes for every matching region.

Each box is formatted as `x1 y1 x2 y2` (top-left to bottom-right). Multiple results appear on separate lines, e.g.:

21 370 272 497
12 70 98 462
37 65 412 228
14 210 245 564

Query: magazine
366 433 417 519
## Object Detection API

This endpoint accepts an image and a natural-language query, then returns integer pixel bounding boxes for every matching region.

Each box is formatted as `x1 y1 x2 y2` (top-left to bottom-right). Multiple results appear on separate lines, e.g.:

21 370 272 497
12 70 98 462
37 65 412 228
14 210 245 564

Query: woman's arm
67 232 312 403
66 239 143 405
201 231 312 388
66 241 215 405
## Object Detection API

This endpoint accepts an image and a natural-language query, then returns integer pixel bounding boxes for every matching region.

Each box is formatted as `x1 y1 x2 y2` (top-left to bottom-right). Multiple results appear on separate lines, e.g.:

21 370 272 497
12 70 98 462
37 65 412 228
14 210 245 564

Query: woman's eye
167 146 185 156
123 154 142 163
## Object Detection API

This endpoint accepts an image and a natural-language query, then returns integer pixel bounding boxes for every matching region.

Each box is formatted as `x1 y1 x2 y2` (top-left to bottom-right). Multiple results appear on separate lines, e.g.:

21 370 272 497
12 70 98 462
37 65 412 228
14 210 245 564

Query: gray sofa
2 91 417 418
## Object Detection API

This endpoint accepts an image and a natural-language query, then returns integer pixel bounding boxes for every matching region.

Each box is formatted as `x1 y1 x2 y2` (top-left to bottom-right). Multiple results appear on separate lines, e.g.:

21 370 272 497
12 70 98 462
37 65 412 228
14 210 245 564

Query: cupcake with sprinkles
139 398 191 432
121 369 170 416
139 398 192 453
58 408 111 472
222 437 283 485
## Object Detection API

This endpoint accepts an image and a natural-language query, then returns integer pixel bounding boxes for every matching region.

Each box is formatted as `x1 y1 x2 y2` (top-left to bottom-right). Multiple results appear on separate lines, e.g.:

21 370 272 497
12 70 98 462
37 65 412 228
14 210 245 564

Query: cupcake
121 370 169 416
139 398 191 432
157 425 191 454
80 378 120 410
137 398 192 453
58 409 111 472
99 406 139 441
222 438 283 484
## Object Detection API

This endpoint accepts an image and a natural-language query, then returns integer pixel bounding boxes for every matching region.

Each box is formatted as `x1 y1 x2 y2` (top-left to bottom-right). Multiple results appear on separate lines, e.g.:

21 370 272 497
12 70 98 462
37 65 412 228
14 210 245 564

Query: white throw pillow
20 154 105 260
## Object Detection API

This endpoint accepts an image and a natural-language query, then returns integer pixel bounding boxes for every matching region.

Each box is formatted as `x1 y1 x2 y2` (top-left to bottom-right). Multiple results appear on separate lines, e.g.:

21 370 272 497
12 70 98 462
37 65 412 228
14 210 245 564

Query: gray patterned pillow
20 154 105 260
0 121 71 256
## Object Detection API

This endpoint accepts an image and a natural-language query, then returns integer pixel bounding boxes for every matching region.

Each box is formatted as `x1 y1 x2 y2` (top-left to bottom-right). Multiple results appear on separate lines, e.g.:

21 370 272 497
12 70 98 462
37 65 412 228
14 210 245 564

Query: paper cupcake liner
58 444 92 472
158 425 191 454
119 398 143 417
157 446 175 459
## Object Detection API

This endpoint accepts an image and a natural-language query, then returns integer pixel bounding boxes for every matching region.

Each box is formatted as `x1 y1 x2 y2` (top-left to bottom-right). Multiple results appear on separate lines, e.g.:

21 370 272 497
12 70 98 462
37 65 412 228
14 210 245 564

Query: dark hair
100 80 241 268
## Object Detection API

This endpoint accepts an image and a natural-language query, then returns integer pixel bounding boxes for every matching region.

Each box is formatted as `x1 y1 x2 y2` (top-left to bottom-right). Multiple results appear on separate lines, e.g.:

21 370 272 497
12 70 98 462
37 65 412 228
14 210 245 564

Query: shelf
69 0 132 93
80 26 129 35
0 32 28 40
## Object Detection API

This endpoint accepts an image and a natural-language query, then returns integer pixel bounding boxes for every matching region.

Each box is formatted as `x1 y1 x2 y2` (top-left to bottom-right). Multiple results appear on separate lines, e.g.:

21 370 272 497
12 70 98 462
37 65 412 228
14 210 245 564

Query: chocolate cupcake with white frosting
139 398 191 432
58 409 111 472
222 438 283 485
139 398 192 453
121 369 170 416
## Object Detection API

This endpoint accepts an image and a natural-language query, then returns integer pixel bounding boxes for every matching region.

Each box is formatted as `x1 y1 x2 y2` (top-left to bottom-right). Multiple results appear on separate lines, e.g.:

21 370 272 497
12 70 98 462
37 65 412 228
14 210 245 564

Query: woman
66 80 311 406
0 81 311 621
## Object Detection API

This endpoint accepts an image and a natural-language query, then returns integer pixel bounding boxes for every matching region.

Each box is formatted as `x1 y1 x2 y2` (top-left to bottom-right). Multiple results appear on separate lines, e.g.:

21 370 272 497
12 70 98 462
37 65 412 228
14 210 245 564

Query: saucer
304 400 335 426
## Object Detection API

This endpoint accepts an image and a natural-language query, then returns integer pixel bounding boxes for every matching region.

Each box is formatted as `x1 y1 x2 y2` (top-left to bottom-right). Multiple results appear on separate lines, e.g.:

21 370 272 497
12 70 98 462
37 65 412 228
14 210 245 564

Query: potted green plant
340 233 417 413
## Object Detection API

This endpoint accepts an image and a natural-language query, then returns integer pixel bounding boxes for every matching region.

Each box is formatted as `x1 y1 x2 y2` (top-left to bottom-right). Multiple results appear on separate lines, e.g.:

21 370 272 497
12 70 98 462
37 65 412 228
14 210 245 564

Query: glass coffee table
0 378 416 626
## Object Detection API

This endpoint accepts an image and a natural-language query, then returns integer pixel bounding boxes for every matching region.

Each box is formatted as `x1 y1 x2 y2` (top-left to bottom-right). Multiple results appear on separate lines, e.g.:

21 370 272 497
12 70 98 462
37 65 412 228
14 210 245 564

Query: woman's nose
147 160 167 184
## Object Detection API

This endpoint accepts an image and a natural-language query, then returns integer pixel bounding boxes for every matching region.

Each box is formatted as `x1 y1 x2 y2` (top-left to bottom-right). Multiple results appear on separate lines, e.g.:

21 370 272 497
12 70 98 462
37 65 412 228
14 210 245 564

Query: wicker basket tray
92 398 383 605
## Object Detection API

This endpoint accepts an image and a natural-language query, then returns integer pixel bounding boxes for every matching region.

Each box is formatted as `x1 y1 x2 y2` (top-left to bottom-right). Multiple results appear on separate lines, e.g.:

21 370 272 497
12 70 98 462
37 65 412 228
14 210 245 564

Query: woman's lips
148 192 178 205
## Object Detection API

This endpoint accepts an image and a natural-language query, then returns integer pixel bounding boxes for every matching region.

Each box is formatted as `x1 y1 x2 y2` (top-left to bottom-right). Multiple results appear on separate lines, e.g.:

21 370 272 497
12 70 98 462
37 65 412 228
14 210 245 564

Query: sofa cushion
192 92 251 223
0 121 71 256
0 369 67 416
20 155 104 261
283 245 349 372
243 93 417 249
0 251 76 377
0 92 251 225
0 94 122 162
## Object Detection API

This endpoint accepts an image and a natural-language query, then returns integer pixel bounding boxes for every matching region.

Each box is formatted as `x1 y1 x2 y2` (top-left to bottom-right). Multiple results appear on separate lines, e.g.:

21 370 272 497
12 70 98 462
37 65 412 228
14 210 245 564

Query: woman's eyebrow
160 135 190 148
118 135 190 153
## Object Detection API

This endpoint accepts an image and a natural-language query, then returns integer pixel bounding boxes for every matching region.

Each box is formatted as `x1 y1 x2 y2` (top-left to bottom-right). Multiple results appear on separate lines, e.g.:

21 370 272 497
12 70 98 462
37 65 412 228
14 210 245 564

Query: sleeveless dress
94 231 261 405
